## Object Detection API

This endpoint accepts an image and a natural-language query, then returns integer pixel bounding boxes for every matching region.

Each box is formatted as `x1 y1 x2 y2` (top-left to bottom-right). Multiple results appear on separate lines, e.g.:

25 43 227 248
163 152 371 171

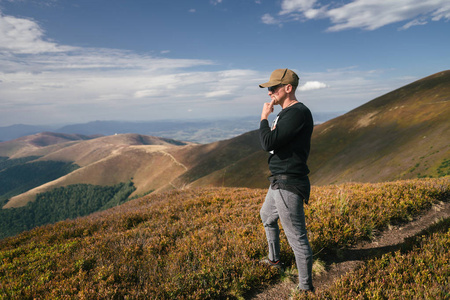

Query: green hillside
1 177 448 299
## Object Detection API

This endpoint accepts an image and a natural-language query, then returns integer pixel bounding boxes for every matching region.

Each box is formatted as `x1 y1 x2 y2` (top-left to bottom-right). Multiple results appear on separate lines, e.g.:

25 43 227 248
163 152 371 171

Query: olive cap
259 68 299 88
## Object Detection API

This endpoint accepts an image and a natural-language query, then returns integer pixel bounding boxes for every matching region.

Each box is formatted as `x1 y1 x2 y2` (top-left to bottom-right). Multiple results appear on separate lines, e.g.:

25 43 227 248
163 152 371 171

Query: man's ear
285 84 293 93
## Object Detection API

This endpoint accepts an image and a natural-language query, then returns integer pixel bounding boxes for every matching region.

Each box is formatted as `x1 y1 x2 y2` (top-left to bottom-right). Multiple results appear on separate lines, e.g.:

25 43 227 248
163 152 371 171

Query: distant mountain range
0 112 342 144
1 70 449 212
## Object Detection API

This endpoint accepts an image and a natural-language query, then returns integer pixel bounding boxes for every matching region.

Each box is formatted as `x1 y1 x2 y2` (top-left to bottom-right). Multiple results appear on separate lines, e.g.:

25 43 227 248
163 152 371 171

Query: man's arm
260 108 305 152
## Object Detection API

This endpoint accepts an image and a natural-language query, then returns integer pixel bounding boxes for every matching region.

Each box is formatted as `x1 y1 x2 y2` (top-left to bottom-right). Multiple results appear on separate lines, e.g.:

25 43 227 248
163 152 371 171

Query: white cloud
0 12 423 126
280 0 317 15
298 81 327 91
0 13 236 124
261 13 279 25
431 2 450 20
325 0 433 31
205 90 232 98
270 0 450 31
0 13 73 53
295 67 415 114
0 14 284 125
399 18 428 30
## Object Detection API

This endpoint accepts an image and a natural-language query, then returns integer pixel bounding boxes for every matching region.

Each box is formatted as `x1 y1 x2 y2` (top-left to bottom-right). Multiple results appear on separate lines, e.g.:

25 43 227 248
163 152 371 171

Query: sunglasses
268 84 284 93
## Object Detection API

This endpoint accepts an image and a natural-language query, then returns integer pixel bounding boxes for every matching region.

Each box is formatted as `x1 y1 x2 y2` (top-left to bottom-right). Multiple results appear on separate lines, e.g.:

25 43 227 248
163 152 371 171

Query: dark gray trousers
260 187 313 290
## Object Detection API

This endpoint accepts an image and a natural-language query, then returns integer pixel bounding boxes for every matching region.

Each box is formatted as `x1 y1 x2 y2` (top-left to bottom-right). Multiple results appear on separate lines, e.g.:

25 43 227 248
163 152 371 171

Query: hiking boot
260 257 285 271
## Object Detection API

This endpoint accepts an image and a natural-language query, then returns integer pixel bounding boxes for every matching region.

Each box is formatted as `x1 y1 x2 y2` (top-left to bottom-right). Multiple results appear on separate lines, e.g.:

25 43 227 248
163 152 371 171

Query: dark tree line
0 156 41 171
0 181 136 239
0 158 79 200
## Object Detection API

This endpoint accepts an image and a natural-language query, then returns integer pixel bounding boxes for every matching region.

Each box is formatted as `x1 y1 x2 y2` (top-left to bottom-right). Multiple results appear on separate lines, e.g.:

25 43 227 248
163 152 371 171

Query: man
259 68 315 293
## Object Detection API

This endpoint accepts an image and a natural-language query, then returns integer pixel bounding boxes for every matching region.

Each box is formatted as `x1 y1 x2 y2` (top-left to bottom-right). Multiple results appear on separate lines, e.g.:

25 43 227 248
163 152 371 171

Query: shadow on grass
321 216 450 266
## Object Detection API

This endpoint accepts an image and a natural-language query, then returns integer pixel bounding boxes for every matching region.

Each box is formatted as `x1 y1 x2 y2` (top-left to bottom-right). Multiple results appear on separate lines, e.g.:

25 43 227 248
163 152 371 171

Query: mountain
0 132 100 159
0 119 259 145
0 112 343 144
1 133 192 208
308 70 450 185
0 119 259 144
1 70 449 211
0 124 57 143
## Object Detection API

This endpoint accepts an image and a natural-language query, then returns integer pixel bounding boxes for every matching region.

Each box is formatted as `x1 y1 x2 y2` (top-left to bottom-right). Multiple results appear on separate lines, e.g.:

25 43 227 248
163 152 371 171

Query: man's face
268 84 286 104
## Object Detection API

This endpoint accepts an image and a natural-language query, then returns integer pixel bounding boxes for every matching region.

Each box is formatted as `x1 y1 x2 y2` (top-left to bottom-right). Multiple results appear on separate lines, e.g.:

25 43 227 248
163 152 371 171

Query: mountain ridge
2 133 192 208
0 112 343 144
1 70 449 210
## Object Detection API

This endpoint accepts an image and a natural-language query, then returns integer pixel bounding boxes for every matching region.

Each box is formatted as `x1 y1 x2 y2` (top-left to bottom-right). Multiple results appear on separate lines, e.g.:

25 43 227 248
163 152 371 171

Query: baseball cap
259 68 299 88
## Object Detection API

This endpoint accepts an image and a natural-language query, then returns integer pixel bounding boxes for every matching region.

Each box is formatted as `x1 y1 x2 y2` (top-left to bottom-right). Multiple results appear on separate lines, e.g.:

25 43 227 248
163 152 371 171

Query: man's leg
275 189 313 291
260 188 280 262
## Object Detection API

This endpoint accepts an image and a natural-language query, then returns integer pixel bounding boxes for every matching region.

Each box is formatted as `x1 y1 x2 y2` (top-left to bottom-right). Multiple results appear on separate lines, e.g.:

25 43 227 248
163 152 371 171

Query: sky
0 0 449 127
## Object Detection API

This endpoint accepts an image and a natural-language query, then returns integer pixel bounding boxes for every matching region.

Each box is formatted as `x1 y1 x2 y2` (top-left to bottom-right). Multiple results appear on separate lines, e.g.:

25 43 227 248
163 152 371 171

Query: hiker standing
259 68 315 293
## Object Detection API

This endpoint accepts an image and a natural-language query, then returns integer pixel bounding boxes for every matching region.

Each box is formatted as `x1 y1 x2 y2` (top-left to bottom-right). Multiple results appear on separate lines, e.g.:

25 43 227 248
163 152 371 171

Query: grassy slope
0 132 97 158
189 150 270 189
1 177 448 299
169 130 269 190
168 130 263 186
304 218 450 300
309 70 450 185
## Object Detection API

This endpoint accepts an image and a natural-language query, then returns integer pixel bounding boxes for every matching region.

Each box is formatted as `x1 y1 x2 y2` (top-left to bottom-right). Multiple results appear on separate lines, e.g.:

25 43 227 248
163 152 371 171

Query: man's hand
261 99 275 120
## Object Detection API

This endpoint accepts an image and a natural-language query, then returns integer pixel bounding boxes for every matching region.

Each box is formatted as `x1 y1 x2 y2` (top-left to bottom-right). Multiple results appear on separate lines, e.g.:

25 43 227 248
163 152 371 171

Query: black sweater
259 102 313 177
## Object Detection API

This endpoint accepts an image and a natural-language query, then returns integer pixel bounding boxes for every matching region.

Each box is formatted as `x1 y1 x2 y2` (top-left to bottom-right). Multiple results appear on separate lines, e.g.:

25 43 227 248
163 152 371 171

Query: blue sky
0 0 449 126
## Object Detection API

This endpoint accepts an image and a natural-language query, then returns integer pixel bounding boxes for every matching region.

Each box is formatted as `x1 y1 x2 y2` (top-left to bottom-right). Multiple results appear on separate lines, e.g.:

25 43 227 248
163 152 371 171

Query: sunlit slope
308 70 450 185
3 133 190 208
0 132 97 158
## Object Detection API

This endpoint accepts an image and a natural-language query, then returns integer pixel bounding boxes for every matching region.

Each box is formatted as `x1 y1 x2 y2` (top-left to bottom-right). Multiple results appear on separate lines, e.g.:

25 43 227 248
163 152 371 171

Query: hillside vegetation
299 217 450 299
1 177 448 299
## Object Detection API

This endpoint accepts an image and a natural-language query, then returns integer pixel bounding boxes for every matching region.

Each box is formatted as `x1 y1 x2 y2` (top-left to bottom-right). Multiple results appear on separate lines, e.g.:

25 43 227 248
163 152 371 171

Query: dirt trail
250 200 450 299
